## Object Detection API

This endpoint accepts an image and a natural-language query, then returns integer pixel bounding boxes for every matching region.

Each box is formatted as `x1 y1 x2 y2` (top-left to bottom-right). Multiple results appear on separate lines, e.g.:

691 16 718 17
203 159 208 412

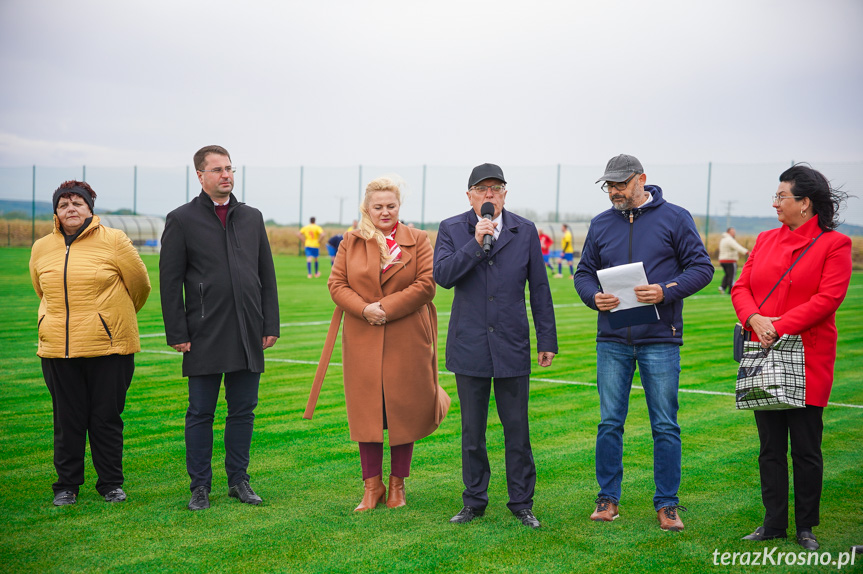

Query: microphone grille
481 202 495 217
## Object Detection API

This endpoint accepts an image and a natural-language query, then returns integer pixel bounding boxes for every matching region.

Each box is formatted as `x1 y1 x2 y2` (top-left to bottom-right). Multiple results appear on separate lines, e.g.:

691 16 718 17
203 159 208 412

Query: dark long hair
779 164 850 232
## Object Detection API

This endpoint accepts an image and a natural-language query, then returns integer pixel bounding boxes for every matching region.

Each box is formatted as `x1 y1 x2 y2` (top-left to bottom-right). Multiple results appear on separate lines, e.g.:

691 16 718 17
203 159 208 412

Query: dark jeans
186 371 259 491
754 406 824 531
42 354 134 495
721 262 737 293
455 373 535 512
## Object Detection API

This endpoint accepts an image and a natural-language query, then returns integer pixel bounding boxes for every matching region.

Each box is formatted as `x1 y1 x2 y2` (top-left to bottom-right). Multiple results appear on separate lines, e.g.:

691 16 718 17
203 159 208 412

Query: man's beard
611 194 637 211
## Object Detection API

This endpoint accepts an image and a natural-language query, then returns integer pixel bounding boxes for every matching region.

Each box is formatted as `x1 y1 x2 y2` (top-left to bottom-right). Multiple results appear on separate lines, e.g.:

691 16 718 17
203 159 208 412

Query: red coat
731 216 852 406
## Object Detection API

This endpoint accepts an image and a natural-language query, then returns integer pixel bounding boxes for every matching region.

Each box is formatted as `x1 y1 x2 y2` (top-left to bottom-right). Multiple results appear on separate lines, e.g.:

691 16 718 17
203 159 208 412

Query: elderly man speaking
574 154 713 532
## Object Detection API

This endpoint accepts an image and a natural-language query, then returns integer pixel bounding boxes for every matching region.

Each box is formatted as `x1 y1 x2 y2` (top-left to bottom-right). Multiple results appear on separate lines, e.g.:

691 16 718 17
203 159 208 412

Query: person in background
298 217 325 278
347 219 358 233
732 164 852 551
574 154 714 532
718 227 748 294
30 180 151 506
555 223 574 278
434 163 557 529
538 228 554 272
160 145 280 511
325 176 446 511
327 233 344 267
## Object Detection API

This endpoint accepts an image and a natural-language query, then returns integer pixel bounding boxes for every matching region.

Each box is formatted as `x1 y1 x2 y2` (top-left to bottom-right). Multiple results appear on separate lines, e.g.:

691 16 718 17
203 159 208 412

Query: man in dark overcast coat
160 145 279 511
434 163 557 529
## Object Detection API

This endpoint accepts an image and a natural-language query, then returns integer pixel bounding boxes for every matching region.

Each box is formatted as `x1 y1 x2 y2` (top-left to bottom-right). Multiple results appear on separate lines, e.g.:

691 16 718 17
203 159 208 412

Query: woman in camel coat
327 176 448 511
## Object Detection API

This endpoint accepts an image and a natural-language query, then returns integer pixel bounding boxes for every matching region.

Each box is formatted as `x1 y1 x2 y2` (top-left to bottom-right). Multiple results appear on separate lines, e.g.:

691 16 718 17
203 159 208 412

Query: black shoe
104 488 127 503
851 546 863 557
450 506 484 524
796 530 820 551
228 481 262 505
53 490 76 506
188 486 210 510
514 508 541 529
742 526 787 541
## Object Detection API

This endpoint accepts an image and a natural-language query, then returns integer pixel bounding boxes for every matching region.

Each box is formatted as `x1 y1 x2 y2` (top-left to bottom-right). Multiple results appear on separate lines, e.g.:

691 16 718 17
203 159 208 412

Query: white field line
136 350 863 409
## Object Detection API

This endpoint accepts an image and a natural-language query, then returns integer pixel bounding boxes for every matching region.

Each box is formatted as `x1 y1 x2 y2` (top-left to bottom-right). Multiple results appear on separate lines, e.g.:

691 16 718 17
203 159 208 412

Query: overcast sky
1 0 862 169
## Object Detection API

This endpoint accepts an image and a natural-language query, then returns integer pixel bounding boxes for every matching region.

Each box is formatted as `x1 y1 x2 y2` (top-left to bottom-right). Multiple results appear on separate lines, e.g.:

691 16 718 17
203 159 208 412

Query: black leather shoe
450 506 484 524
228 481 262 505
53 490 76 506
104 488 127 503
514 508 541 529
796 530 820 551
188 486 210 510
742 526 787 541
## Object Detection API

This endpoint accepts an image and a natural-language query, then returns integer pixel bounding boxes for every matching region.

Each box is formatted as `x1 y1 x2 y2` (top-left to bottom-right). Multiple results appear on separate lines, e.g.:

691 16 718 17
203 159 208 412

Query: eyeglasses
198 166 237 174
771 194 802 203
600 173 638 193
470 185 506 195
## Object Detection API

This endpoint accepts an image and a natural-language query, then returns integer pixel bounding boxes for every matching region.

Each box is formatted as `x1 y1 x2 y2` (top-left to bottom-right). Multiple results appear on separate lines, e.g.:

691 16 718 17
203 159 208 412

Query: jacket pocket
98 313 113 344
231 222 242 249
38 315 45 341
199 283 205 318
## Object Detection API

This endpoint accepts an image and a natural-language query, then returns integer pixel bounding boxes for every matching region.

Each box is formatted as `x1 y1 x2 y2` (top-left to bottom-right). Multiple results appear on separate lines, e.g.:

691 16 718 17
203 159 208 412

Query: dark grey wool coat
159 190 280 377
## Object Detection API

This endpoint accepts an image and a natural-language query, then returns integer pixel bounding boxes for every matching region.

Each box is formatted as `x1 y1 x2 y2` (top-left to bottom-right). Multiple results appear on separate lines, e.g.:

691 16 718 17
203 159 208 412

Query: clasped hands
747 314 783 348
363 302 387 326
594 284 664 312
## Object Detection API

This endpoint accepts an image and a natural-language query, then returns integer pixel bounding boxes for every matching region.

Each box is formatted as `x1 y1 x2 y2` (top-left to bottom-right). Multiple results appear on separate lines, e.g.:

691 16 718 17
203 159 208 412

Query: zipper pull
629 212 634 224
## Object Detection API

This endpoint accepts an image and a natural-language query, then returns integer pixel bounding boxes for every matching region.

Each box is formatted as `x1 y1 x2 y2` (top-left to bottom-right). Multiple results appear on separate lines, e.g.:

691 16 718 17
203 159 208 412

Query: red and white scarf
382 223 402 273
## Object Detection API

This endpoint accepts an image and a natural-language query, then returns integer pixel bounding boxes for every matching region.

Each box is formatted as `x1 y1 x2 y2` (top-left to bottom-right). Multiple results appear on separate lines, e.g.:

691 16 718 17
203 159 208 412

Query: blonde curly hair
358 177 403 266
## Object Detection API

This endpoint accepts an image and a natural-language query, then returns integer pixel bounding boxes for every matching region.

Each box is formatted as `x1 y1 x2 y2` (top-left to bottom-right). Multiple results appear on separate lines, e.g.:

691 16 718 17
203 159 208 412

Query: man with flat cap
574 154 713 531
434 163 558 529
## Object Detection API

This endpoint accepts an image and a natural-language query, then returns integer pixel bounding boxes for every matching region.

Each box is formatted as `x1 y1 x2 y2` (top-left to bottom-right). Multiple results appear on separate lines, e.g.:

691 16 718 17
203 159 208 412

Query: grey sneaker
53 490 76 506
104 488 127 503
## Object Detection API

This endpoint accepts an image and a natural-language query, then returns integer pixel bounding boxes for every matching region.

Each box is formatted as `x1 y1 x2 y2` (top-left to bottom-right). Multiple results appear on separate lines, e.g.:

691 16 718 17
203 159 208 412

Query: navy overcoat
433 209 557 378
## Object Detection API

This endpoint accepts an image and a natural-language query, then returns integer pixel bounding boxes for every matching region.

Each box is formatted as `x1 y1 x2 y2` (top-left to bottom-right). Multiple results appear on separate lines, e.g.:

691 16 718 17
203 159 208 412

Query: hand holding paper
596 262 661 328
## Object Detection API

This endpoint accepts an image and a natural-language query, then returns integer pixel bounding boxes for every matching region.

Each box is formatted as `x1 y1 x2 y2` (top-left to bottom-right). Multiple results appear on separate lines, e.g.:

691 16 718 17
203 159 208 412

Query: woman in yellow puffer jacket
29 180 150 506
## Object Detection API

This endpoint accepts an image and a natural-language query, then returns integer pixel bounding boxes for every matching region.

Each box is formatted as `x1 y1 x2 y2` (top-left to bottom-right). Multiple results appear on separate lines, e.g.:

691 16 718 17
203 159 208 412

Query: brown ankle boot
354 475 386 511
386 475 406 508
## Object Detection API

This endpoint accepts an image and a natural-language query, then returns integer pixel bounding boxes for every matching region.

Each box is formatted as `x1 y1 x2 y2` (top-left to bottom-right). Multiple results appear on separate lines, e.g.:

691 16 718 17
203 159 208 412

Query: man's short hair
193 145 231 171
310 217 316 224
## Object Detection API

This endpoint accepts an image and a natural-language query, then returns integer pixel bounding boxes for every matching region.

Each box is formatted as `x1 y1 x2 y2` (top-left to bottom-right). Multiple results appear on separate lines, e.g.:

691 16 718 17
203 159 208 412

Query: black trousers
455 373 535 512
720 262 737 293
42 354 134 495
186 371 259 491
754 406 824 531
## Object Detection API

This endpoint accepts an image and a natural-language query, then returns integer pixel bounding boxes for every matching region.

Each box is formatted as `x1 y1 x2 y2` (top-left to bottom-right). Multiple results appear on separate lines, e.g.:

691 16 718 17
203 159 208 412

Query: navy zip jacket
574 185 713 345
434 209 558 378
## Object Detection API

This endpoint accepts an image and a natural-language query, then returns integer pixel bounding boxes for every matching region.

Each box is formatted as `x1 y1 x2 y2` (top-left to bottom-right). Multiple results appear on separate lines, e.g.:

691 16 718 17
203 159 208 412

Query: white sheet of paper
596 262 659 317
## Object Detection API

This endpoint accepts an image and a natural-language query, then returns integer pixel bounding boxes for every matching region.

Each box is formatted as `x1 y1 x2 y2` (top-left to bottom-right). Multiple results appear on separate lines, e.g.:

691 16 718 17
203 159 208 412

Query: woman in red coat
732 165 852 551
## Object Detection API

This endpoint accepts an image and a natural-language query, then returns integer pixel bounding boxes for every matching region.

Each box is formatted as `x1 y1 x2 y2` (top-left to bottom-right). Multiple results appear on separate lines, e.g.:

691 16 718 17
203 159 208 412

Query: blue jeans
595 342 681 510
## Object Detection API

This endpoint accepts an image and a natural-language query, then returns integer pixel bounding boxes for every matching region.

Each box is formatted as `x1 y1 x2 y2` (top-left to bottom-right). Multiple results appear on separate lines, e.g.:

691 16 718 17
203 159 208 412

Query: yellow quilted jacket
29 215 151 358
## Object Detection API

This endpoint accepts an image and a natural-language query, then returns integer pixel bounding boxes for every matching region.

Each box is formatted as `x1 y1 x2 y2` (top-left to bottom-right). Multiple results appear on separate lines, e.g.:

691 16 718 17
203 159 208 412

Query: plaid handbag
735 334 806 410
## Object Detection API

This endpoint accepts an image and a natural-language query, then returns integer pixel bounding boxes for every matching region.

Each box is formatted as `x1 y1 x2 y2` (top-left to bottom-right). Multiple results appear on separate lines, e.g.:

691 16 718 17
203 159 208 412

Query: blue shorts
305 247 320 258
543 254 551 264
326 245 337 257
562 253 574 262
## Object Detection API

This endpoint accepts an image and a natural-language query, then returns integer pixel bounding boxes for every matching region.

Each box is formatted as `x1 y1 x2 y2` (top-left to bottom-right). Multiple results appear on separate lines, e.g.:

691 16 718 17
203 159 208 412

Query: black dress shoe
53 490 76 506
104 488 127 503
796 530 820 551
450 506 484 524
188 486 210 510
228 481 262 505
851 546 863 557
514 508 541 529
742 526 787 541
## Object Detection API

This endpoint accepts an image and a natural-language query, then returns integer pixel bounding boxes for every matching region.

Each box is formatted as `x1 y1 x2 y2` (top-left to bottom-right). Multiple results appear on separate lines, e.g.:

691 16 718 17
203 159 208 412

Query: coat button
488 260 494 266
475 251 483 257
488 326 494 332
488 296 494 301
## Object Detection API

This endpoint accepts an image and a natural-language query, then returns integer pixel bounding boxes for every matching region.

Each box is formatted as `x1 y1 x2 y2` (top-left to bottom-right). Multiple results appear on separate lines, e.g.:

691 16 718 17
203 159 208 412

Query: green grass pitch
1 247 860 573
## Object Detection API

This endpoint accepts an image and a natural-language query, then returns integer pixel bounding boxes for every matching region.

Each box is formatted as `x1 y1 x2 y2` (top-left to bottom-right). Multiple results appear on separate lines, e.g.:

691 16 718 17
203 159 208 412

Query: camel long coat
328 225 443 445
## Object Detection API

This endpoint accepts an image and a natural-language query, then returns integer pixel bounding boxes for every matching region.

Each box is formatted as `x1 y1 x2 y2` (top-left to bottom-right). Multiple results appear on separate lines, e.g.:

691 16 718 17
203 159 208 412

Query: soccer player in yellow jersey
556 223 575 278
297 217 325 278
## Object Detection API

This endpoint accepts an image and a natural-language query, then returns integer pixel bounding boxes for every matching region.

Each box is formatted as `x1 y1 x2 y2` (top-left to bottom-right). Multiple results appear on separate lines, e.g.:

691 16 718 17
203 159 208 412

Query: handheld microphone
481 202 495 253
